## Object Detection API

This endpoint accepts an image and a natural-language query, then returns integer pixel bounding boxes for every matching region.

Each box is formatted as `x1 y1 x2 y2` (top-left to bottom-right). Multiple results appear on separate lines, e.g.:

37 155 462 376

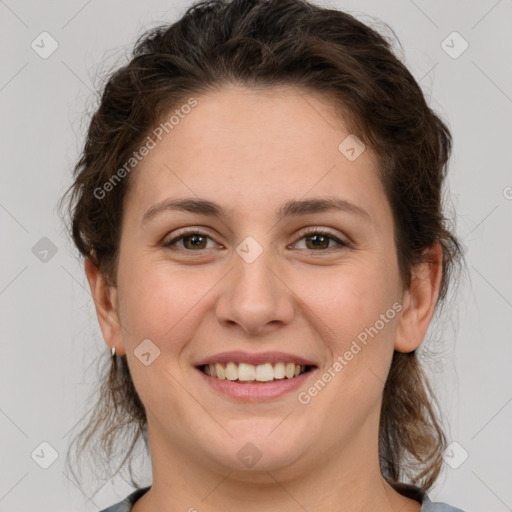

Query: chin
204 429 308 476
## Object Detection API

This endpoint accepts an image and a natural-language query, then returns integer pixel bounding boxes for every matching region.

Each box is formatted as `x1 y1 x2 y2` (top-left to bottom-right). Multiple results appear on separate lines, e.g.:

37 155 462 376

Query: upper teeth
203 362 306 381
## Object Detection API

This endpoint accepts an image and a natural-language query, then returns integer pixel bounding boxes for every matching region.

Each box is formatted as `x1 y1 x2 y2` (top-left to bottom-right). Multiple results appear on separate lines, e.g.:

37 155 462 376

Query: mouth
194 351 318 401
198 361 315 384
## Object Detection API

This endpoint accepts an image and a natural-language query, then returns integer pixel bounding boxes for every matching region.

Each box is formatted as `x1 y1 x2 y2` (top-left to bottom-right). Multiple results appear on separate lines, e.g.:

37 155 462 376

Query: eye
162 230 218 251
293 228 350 251
161 228 350 253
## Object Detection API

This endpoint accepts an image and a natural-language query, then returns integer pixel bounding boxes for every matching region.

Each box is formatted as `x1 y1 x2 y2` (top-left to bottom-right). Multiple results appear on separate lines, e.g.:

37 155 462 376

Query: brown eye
304 233 331 250
294 229 349 252
181 234 208 250
163 231 216 251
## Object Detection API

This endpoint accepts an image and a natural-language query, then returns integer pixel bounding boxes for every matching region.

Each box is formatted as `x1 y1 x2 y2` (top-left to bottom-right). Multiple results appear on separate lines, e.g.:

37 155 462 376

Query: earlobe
394 242 443 353
84 256 126 356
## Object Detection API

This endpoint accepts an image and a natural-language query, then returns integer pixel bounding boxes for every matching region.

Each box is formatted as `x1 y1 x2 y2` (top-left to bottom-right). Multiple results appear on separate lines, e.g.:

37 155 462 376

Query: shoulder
97 484 467 512
98 486 151 512
391 481 465 512
421 494 466 512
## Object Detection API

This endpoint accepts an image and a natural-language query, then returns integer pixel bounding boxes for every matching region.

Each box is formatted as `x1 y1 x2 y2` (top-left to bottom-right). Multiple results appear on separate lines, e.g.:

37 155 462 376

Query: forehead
124 85 389 227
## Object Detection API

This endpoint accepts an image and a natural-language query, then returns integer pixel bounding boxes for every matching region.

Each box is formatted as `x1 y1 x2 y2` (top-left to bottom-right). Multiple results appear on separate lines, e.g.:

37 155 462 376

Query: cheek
294 261 400 412
116 257 216 347
288 264 399 444
115 260 210 412
298 260 398 351
117 238 400 360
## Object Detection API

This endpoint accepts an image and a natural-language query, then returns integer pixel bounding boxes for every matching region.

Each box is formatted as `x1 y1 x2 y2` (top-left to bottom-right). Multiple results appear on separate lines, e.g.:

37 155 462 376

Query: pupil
308 234 328 250
185 235 206 249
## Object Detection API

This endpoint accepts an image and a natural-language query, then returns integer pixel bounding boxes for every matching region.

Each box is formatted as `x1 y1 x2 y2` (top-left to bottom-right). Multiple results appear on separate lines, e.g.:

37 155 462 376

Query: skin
86 85 442 512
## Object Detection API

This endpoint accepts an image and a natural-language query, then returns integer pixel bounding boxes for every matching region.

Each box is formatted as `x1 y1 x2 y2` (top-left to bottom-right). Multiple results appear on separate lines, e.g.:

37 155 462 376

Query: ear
394 242 443 353
84 255 126 356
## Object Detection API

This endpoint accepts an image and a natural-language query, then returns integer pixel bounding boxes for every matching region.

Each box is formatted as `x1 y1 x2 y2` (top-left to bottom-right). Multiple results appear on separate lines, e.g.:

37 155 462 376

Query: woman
61 0 465 510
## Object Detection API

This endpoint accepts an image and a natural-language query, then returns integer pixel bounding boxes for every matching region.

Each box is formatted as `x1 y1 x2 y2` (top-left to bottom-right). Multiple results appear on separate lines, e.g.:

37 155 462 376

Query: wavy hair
60 0 464 497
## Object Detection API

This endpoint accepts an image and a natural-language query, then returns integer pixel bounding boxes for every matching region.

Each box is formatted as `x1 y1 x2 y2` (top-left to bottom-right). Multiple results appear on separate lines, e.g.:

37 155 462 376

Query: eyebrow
141 196 371 226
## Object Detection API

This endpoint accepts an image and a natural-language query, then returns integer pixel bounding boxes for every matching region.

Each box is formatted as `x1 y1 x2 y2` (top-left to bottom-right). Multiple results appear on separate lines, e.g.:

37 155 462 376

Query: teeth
215 363 225 380
255 363 274 382
225 361 238 381
238 362 256 381
204 362 308 382
274 362 285 379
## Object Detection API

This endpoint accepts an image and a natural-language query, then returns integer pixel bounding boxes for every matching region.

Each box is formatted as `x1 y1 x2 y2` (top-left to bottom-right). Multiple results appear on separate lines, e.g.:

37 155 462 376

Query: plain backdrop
1 1 511 511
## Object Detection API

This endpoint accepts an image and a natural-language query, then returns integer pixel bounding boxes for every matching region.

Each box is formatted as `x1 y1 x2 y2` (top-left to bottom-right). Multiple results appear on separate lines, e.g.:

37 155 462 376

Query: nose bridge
216 235 294 335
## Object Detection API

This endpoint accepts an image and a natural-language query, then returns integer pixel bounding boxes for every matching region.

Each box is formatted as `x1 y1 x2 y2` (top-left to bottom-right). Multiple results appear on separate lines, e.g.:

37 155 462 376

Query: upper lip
195 351 317 367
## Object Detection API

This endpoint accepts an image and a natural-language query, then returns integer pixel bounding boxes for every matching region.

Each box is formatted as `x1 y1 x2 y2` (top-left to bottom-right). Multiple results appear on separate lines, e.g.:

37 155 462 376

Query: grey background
1 0 511 511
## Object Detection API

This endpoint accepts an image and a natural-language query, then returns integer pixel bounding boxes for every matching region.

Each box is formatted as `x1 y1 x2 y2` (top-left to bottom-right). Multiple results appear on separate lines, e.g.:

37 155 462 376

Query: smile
200 362 312 383
194 351 318 401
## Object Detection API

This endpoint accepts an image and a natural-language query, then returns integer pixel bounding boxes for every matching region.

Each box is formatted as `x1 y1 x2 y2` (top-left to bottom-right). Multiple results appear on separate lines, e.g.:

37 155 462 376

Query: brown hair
60 0 464 496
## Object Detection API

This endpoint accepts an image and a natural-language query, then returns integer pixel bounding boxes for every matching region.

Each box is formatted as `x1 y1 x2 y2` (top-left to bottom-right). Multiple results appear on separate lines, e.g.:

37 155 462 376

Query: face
90 84 434 481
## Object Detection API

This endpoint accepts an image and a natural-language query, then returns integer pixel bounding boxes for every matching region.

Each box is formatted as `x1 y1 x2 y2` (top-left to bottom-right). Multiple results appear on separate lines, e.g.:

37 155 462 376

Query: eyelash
162 227 351 253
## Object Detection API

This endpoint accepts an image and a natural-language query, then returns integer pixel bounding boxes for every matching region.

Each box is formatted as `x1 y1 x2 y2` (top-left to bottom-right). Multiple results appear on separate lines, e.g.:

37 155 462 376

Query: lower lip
196 368 316 402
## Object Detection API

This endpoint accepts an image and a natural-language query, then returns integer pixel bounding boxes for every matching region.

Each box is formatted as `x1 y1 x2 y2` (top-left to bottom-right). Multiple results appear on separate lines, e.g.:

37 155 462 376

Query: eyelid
162 226 351 252
293 226 350 245
162 227 222 248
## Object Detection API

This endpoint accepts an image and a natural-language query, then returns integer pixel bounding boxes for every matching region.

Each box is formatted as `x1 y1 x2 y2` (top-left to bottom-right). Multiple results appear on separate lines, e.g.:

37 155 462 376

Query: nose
215 245 295 337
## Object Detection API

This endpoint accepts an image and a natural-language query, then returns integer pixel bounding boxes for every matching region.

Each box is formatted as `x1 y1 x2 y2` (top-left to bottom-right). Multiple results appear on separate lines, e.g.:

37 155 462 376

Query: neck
133 413 422 512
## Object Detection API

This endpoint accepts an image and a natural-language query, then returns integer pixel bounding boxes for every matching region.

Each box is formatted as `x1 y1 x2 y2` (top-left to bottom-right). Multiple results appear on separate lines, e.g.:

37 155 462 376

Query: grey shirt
99 485 465 511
